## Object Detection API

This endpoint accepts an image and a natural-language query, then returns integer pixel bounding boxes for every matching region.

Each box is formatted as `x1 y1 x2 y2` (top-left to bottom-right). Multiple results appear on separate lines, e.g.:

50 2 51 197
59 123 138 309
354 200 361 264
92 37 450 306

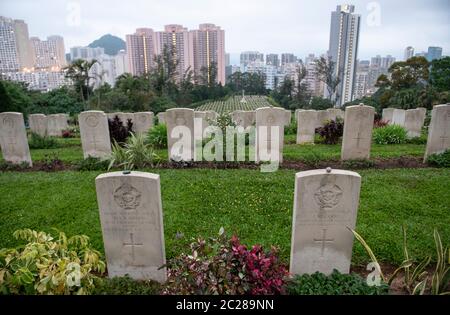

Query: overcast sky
1 0 449 64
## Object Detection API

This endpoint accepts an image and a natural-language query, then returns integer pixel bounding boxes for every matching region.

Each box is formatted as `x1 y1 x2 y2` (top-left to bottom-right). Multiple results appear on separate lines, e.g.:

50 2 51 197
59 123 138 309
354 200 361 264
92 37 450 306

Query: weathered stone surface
28 114 47 137
0 112 32 166
79 110 111 159
404 108 426 138
341 105 375 160
47 114 62 136
382 108 395 123
157 112 165 124
391 109 406 126
297 110 317 144
95 171 166 282
290 169 361 275
284 110 292 126
424 104 450 160
133 112 154 135
230 110 256 128
327 108 344 121
255 107 285 163
165 108 194 161
57 114 69 131
316 110 331 128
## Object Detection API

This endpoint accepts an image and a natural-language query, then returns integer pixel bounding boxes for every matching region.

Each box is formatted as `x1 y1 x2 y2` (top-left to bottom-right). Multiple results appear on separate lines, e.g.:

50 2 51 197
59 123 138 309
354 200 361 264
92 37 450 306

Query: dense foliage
0 229 105 295
427 149 450 168
147 124 168 149
28 133 59 149
108 116 133 145
285 270 389 295
317 119 344 144
163 229 288 295
93 275 161 295
372 125 408 144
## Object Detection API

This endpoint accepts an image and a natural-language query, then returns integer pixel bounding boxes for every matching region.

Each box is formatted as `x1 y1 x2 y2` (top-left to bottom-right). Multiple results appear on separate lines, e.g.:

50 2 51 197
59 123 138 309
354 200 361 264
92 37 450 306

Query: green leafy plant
284 120 297 135
343 159 375 169
147 124 167 149
39 153 64 171
108 115 133 145
0 161 31 171
75 156 110 171
372 125 408 144
92 275 161 295
28 133 59 149
285 270 389 295
351 227 450 295
427 149 450 168
0 229 106 295
108 133 159 170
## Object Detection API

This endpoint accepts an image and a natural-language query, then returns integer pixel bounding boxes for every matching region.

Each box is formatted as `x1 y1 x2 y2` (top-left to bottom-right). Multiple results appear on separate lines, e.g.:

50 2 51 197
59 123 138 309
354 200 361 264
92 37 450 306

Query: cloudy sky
1 0 449 64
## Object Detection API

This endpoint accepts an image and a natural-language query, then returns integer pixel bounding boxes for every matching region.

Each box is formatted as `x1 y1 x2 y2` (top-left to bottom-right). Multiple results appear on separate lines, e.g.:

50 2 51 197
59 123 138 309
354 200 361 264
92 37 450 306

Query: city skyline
0 0 448 63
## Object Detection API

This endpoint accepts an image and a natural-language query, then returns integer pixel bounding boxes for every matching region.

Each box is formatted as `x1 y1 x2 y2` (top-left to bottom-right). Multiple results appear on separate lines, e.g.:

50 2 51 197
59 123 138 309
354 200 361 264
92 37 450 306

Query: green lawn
1 136 426 164
0 168 448 267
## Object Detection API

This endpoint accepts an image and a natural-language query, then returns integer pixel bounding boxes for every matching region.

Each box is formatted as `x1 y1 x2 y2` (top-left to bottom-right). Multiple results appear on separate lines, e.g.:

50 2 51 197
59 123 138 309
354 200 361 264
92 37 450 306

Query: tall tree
388 56 429 90
315 56 341 106
430 56 450 92
64 59 98 106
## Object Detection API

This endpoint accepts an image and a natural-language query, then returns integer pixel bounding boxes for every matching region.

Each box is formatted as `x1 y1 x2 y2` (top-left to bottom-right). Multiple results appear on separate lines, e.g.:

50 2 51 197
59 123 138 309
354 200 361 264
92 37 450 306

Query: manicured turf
0 168 448 266
1 136 426 164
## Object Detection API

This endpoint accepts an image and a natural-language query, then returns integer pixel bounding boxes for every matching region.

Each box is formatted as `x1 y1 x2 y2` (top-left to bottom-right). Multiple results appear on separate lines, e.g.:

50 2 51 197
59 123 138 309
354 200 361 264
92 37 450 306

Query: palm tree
64 59 98 106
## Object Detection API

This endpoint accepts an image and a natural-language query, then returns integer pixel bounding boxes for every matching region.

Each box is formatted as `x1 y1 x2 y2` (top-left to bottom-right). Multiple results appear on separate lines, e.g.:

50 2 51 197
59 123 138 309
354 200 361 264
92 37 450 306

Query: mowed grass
0 168 448 266
1 136 425 164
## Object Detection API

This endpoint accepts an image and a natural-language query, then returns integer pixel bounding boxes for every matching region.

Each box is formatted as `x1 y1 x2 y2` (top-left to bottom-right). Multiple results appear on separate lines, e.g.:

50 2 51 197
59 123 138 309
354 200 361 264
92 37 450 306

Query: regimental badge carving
86 115 99 128
175 115 186 126
2 117 14 130
314 184 343 210
114 182 142 210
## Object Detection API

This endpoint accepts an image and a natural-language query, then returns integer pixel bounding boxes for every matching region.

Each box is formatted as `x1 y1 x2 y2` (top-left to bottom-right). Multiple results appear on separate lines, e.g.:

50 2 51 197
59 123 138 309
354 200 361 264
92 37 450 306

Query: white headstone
341 105 375 160
47 114 61 136
79 110 111 159
133 112 154 135
157 112 166 125
29 114 47 137
290 169 361 275
0 112 32 166
284 110 292 127
391 109 406 126
231 110 256 128
382 108 395 123
95 171 166 282
404 108 426 138
327 108 344 121
424 104 450 160
57 114 69 131
315 110 331 128
165 108 194 161
297 110 317 144
255 107 285 163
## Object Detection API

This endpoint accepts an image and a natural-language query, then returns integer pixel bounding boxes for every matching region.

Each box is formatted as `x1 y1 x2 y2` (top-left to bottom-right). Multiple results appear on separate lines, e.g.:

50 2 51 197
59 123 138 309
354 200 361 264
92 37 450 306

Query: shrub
0 161 31 171
148 124 167 149
108 116 133 145
62 130 74 138
0 229 105 295
372 125 408 144
92 276 161 295
316 119 343 145
28 133 59 149
284 120 297 135
163 228 288 295
427 149 450 168
39 154 64 171
407 134 427 145
75 156 110 171
374 119 389 129
285 270 389 295
109 133 159 170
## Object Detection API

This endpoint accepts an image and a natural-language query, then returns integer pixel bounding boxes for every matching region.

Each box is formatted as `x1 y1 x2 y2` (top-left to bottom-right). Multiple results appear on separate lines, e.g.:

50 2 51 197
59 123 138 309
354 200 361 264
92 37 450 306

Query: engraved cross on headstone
90 135 100 150
353 132 366 148
123 233 143 263
6 137 16 154
314 229 334 257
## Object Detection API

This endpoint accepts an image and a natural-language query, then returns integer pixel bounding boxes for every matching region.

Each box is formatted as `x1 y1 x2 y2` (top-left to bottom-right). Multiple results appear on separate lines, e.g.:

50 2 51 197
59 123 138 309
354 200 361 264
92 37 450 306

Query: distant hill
88 34 126 56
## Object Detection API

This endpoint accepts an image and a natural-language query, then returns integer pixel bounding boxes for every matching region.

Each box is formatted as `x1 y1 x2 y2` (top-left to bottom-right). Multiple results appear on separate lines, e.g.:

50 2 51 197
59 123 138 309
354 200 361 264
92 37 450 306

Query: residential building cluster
0 16 69 90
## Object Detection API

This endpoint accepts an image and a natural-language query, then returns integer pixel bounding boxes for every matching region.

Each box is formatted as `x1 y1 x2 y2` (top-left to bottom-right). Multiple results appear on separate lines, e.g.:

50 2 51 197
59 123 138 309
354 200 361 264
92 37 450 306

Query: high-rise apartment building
354 60 370 99
190 23 225 84
30 35 66 70
266 54 279 67
240 51 264 68
155 24 195 78
70 46 105 61
114 50 129 78
427 46 443 62
0 16 34 72
281 53 297 65
328 4 361 106
404 46 414 61
126 28 155 76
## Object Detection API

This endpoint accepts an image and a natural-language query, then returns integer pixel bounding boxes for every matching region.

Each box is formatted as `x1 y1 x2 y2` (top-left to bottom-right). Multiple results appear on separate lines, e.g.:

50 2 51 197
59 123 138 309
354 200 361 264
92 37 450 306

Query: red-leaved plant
163 228 288 295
